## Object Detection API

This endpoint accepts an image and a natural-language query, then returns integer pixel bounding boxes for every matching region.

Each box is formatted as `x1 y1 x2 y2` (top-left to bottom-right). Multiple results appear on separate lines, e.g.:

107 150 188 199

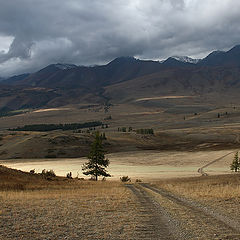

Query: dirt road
126 184 177 239
197 151 235 176
126 183 240 240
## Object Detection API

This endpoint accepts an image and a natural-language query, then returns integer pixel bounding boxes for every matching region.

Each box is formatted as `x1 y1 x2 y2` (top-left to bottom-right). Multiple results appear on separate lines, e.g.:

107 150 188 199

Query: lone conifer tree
230 152 240 172
82 131 111 180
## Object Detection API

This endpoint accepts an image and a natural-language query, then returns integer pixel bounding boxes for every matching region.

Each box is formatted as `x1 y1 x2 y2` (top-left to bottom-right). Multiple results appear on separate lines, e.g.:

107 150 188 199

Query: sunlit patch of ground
1 150 235 180
135 95 193 102
33 108 71 113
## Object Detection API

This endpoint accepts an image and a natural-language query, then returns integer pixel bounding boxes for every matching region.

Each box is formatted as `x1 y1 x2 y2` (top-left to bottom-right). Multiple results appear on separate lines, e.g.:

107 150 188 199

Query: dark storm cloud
0 0 240 76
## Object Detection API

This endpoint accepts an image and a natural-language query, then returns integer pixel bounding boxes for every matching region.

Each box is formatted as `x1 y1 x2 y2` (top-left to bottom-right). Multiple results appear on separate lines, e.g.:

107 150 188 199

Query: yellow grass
154 174 240 200
0 181 127 200
0 174 139 239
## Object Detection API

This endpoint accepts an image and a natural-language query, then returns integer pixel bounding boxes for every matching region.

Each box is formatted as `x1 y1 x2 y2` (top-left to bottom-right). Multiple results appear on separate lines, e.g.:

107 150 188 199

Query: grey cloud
0 0 240 76
1 37 33 61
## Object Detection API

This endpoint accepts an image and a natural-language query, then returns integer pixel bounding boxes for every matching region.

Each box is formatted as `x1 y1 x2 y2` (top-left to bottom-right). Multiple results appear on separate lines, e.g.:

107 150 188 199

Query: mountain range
1 44 240 111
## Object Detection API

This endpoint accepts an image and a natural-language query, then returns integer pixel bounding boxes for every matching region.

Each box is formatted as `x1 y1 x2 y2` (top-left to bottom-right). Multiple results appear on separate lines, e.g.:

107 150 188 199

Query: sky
0 0 240 77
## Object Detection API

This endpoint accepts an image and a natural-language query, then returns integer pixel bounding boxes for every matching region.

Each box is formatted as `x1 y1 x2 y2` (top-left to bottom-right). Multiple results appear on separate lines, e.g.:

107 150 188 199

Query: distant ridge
1 44 240 111
199 45 240 66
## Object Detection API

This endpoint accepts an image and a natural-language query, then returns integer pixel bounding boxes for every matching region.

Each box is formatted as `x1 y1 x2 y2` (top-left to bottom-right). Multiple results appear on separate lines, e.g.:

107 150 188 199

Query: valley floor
0 149 237 180
1 173 240 240
1 99 240 239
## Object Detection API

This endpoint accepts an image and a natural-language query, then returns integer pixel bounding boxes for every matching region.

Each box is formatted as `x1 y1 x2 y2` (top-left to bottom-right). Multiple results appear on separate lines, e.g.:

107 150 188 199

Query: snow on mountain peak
171 56 200 64
55 64 77 70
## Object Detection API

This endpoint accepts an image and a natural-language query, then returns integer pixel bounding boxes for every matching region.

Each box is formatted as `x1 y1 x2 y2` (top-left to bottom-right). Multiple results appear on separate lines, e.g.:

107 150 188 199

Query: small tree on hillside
82 131 111 181
230 152 240 172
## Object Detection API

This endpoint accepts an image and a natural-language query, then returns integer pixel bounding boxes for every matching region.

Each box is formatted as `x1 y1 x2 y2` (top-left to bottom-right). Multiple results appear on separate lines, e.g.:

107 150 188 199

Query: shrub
120 176 131 182
135 179 142 182
29 169 35 174
66 172 72 179
89 176 96 181
104 115 112 120
100 132 107 140
118 127 127 132
41 169 56 178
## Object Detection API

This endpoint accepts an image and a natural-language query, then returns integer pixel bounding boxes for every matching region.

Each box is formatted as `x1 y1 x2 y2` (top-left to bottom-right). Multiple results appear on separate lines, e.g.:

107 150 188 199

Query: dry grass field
1 165 240 239
153 174 240 201
151 174 240 236
0 165 140 240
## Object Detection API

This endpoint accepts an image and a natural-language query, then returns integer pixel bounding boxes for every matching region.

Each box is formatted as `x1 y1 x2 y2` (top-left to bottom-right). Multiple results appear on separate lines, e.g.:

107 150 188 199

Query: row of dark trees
9 121 103 132
136 128 154 135
118 127 154 134
117 127 132 132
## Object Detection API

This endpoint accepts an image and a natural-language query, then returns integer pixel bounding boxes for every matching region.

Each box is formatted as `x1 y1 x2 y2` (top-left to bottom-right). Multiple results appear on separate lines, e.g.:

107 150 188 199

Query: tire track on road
140 183 240 239
125 184 185 240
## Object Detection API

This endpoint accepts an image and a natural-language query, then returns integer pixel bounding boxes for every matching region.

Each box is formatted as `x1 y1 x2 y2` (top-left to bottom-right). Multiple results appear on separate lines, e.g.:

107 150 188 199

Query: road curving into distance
197 151 236 176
